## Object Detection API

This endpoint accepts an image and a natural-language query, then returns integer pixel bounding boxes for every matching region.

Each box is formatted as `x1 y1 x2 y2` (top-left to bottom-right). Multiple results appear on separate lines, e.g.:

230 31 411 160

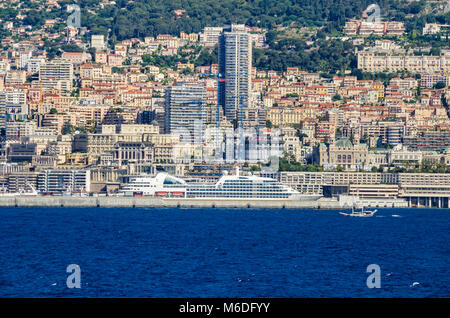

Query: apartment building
62 52 91 64
280 171 398 195
200 26 224 47
344 20 405 36
280 171 450 205
403 131 450 152
0 91 28 128
420 74 450 88
5 70 26 85
5 121 37 140
164 83 206 142
218 24 252 121
39 60 74 93
357 52 450 74
91 35 106 50
37 169 90 193
423 23 450 35
73 124 160 155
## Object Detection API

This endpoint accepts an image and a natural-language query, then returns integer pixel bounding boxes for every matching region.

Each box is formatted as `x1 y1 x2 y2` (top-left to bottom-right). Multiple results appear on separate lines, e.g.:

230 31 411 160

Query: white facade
91 34 106 50
200 26 223 47
39 60 74 92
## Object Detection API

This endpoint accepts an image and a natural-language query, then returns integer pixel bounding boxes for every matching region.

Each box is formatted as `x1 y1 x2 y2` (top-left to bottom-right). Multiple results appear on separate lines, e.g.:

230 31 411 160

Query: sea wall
0 196 409 209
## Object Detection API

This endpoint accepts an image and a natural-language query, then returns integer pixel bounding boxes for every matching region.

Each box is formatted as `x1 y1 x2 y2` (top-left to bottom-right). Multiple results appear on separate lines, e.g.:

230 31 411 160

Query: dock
0 196 410 209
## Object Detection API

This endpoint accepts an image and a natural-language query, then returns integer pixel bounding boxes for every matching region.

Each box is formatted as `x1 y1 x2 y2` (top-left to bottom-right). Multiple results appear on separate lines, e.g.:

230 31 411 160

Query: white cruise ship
185 171 301 200
120 170 320 201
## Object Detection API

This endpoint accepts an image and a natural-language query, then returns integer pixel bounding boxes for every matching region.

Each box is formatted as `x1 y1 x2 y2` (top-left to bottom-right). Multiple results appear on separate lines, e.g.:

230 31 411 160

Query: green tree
62 122 74 135
61 44 83 53
433 81 446 89
332 94 342 101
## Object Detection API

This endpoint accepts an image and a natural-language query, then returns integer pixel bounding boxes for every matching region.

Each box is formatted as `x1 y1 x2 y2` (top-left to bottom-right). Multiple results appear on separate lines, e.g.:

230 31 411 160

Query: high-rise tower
218 24 252 123
164 83 206 143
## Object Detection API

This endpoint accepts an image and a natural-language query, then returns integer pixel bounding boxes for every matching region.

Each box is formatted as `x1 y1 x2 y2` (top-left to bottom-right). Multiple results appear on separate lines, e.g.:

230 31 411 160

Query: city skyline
0 0 449 302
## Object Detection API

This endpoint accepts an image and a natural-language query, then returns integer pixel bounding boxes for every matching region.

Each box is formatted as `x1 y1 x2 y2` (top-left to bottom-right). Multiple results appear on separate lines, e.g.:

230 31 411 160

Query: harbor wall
0 196 410 209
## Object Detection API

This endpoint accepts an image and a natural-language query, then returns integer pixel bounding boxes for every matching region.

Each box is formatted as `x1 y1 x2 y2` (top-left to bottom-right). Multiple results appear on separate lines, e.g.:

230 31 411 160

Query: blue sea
0 207 448 297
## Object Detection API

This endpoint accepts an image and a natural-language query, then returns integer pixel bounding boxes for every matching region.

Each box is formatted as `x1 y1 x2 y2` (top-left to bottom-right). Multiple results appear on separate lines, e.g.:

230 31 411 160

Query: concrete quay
0 196 410 209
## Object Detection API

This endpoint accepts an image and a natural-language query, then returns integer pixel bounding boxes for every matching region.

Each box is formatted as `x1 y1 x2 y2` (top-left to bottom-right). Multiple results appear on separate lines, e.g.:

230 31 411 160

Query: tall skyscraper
218 24 252 123
165 83 206 143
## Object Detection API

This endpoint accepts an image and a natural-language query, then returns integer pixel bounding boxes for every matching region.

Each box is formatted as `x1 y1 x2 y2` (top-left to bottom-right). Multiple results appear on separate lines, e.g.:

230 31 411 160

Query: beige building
39 60 74 93
72 124 179 165
315 137 369 170
47 135 73 163
280 171 450 207
266 107 316 126
91 35 106 50
358 52 450 74
348 184 399 198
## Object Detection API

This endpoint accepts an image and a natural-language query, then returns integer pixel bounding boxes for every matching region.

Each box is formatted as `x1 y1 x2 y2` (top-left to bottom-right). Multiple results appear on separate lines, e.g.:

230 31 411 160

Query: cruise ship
120 169 320 201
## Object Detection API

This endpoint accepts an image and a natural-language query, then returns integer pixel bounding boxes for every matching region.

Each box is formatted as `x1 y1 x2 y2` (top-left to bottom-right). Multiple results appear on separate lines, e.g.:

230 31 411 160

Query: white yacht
120 173 187 197
120 169 320 201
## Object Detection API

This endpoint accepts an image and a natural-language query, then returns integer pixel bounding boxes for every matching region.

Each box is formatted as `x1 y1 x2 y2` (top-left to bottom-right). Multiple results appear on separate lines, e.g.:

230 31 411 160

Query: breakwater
0 196 409 209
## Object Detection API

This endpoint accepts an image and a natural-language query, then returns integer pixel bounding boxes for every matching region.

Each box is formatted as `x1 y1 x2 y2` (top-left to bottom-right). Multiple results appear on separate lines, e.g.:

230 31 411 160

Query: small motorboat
339 206 377 217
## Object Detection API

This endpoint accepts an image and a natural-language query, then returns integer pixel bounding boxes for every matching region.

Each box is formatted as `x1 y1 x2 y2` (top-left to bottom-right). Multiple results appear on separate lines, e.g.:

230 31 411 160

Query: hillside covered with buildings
0 0 448 207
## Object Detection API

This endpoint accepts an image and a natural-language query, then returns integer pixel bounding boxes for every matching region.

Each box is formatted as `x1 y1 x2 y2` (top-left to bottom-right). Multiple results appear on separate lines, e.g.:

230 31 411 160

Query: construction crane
200 72 237 161
39 80 43 112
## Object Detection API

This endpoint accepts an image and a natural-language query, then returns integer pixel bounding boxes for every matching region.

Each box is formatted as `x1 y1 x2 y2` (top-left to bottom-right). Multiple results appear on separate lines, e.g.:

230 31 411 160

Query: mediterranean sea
0 207 448 297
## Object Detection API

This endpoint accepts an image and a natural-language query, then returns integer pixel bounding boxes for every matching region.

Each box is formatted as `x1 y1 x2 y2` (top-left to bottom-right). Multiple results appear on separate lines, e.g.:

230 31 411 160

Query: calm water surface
0 207 448 297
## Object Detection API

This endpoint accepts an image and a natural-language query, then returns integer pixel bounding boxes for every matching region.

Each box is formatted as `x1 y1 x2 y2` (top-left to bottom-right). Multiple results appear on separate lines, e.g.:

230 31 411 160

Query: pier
0 196 411 209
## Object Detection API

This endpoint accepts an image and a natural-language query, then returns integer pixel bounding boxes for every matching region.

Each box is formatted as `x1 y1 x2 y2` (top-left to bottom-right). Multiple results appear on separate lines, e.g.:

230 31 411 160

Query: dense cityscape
1 0 449 302
0 0 449 208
